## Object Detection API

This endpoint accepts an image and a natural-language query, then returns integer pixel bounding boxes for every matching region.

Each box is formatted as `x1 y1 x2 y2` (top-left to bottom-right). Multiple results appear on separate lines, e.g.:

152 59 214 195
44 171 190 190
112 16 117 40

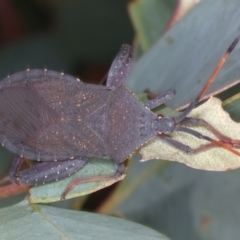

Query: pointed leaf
140 97 240 171
127 0 240 109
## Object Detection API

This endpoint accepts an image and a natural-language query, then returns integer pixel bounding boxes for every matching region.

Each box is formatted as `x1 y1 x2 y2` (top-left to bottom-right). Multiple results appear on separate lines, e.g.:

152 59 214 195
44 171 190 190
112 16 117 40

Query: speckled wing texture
0 86 59 144
0 70 112 161
106 44 133 90
26 70 111 160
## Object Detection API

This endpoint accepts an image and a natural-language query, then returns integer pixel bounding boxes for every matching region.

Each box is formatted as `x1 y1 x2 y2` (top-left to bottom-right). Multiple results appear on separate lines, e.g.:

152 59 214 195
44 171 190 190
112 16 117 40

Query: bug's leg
144 90 176 110
106 45 133 90
61 161 125 200
159 135 216 153
9 155 25 184
12 158 88 186
173 126 240 156
99 72 108 85
180 117 240 147
144 89 162 100
0 155 23 185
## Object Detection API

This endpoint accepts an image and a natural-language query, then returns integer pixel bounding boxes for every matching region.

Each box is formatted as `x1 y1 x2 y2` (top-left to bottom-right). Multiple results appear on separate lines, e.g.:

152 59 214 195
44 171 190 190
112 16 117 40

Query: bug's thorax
104 86 158 162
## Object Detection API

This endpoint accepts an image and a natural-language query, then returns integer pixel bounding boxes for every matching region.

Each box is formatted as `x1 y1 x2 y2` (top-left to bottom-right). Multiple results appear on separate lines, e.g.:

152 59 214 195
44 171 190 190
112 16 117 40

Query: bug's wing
25 72 111 159
28 73 110 117
0 69 118 160
0 87 60 144
34 116 109 160
106 44 133 90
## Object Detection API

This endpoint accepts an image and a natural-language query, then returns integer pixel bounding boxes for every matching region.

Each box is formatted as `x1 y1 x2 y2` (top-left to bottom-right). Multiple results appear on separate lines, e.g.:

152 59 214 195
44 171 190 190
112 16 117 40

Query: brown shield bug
1 37 240 199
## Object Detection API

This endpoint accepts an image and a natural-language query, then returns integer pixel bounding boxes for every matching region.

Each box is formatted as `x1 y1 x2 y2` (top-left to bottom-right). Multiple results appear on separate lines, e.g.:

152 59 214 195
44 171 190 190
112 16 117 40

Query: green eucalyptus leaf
127 0 240 109
223 92 240 122
29 159 125 203
0 200 169 240
129 0 177 51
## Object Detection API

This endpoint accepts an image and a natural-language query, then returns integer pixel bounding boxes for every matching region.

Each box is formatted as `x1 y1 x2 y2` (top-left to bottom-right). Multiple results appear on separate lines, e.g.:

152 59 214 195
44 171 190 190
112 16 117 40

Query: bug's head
153 114 175 134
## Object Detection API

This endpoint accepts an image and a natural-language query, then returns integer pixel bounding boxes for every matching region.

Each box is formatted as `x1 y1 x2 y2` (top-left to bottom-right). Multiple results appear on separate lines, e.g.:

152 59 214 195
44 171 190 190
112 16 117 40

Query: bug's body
0 69 156 163
2 38 240 199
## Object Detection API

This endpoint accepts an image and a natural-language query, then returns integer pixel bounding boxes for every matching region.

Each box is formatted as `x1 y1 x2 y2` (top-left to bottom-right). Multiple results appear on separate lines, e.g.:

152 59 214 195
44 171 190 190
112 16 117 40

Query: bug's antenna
172 36 240 157
174 36 240 123
210 138 240 157
198 36 240 100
